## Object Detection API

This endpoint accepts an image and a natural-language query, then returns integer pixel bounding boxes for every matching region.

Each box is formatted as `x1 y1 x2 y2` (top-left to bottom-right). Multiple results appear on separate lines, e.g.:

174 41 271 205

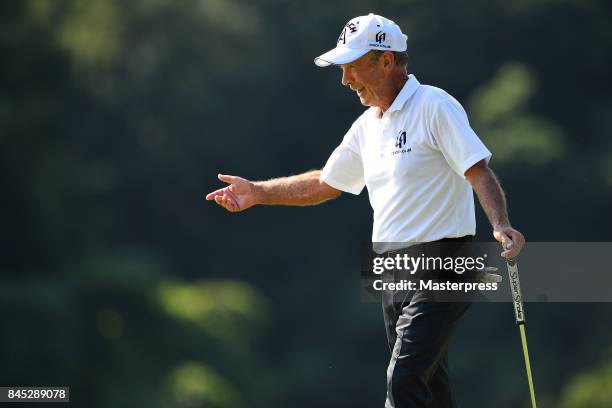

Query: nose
341 66 352 87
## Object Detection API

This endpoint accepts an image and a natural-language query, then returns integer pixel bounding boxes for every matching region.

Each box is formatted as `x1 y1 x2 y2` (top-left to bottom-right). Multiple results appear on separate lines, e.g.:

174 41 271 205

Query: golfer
206 13 525 408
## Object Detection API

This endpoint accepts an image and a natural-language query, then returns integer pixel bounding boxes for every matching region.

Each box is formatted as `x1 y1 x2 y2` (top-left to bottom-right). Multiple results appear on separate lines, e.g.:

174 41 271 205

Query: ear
382 51 394 70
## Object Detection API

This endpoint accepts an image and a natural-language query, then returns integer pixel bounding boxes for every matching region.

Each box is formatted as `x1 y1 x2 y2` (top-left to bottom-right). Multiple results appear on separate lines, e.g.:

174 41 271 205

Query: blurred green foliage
1 0 612 407
469 63 566 164
560 354 612 407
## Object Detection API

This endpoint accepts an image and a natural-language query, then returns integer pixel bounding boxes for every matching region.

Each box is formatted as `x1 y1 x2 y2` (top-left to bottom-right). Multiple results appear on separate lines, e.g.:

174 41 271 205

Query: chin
359 97 371 107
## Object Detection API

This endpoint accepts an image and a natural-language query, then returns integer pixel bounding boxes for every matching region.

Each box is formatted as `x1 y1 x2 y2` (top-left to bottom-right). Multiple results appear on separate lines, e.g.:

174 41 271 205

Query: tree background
1 0 612 407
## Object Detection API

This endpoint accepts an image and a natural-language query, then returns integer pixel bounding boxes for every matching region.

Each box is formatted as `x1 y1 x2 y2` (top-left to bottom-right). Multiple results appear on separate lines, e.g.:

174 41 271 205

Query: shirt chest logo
391 130 412 155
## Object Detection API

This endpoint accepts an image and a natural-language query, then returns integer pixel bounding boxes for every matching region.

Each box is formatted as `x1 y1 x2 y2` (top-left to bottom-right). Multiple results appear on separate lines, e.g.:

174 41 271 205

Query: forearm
253 170 340 206
468 164 510 228
465 160 525 257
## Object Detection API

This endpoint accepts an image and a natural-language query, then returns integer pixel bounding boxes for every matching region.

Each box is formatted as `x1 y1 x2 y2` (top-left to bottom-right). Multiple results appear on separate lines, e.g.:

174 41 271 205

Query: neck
377 73 409 116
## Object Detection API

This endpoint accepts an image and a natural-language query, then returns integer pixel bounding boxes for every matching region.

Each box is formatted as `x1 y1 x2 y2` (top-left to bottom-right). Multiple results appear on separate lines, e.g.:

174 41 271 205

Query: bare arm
465 160 525 258
205 170 341 212
252 170 341 205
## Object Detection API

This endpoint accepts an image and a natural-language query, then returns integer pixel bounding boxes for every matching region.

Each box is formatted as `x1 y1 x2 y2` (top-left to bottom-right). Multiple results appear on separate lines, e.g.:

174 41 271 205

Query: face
340 52 386 107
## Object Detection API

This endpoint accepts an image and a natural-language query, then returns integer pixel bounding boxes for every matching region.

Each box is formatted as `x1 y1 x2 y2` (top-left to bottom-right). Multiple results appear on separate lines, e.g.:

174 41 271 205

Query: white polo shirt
321 75 491 253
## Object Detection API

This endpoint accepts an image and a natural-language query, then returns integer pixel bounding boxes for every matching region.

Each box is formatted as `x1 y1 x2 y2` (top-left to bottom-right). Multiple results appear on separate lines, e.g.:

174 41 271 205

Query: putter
506 257 537 408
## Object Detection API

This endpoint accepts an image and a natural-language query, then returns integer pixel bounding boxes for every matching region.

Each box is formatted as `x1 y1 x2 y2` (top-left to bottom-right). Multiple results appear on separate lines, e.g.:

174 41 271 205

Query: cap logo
375 31 386 43
337 21 359 45
337 28 346 44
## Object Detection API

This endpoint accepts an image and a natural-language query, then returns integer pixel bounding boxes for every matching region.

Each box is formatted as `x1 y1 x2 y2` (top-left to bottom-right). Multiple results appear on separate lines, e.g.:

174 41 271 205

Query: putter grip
506 258 526 324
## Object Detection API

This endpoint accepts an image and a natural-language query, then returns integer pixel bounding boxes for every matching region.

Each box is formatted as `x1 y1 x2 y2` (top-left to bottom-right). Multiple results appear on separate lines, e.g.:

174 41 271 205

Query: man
206 13 525 408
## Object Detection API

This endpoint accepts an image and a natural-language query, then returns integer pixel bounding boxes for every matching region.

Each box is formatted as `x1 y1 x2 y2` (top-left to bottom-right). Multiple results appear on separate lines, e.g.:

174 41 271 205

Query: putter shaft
519 324 537 408
506 258 537 408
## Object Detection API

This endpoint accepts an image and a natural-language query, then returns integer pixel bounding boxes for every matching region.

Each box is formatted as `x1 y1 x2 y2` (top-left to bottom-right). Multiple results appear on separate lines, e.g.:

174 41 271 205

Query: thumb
218 174 237 185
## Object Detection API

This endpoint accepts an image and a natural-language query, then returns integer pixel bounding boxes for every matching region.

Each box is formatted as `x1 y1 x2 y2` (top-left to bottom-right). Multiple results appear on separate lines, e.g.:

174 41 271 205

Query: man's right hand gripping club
205 174 256 213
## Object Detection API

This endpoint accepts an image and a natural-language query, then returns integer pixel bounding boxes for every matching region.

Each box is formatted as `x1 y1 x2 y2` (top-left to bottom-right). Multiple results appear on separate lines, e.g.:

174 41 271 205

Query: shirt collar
384 74 420 115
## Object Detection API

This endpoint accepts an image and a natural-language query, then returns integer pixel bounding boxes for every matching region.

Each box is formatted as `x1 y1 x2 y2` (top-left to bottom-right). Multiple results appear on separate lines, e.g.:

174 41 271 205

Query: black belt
385 235 474 257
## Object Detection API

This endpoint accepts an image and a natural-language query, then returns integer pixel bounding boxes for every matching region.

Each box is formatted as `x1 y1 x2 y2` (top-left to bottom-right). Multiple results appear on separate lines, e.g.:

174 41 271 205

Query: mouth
357 87 365 96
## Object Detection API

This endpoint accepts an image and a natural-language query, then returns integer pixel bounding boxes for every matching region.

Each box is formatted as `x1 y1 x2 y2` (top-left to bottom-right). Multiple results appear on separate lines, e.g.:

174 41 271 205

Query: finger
215 195 234 212
496 230 513 258
206 188 226 200
502 247 519 259
501 240 520 258
509 231 525 246
228 200 238 212
224 189 239 203
206 185 239 202
221 193 238 211
497 231 513 250
507 232 525 258
218 174 238 185
481 273 502 283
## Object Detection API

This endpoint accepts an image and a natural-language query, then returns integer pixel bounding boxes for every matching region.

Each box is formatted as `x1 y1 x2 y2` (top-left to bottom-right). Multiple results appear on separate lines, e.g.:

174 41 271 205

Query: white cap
314 13 408 67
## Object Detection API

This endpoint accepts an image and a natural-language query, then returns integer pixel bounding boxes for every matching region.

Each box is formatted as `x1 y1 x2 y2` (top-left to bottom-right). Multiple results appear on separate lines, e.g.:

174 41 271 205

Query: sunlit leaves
559 356 612 407
469 62 566 165
163 362 245 408
158 279 269 345
59 0 122 66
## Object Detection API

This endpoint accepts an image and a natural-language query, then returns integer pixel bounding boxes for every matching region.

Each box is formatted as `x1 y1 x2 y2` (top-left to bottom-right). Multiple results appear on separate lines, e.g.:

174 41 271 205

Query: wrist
493 223 510 230
251 181 265 205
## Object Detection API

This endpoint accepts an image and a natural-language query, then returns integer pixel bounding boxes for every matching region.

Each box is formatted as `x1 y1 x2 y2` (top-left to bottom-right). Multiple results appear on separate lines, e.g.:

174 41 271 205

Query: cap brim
314 47 369 67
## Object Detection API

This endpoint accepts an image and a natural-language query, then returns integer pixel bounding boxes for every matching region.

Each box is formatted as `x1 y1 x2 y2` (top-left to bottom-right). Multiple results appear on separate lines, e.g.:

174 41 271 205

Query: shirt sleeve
320 122 365 195
430 96 492 178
